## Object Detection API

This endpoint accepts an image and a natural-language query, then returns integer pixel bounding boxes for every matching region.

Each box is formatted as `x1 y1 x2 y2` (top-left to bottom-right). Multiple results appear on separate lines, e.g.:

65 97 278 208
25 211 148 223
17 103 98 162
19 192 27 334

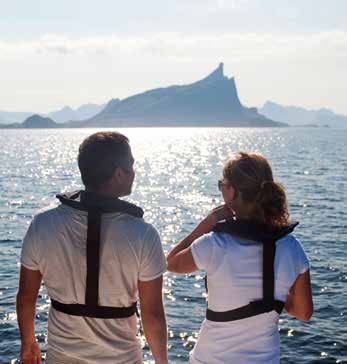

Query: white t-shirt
190 231 310 364
21 203 166 364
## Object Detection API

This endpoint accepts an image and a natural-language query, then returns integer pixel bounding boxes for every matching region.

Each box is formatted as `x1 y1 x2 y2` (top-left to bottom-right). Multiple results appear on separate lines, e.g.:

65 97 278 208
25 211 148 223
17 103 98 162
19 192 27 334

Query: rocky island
75 63 285 127
1 63 287 128
1 114 59 129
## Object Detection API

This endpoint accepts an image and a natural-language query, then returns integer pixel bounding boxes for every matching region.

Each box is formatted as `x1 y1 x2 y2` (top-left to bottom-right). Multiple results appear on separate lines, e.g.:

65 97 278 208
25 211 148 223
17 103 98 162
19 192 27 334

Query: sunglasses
218 178 239 200
218 178 230 192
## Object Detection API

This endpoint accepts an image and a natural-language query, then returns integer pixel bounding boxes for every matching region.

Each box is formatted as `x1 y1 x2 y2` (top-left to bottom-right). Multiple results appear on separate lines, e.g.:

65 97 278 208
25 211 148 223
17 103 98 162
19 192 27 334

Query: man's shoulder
107 213 159 238
32 204 62 223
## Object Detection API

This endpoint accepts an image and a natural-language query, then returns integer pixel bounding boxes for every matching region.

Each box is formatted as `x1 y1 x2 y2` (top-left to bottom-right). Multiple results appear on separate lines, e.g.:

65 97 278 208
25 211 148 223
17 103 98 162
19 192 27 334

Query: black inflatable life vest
204 219 299 322
51 190 144 319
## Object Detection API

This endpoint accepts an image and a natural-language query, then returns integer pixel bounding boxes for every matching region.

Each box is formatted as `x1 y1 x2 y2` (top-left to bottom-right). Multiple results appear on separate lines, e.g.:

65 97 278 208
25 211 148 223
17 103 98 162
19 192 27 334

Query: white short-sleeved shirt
189 231 310 364
21 203 166 364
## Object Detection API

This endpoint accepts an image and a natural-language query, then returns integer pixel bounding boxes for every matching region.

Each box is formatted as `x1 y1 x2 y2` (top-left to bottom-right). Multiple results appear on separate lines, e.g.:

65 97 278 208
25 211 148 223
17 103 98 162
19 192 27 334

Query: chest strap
51 191 143 319
205 220 298 322
51 299 137 319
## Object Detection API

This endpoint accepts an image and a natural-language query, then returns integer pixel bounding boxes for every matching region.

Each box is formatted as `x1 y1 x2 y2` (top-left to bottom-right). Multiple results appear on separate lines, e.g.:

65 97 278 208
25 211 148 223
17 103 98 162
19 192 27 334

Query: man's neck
85 187 122 199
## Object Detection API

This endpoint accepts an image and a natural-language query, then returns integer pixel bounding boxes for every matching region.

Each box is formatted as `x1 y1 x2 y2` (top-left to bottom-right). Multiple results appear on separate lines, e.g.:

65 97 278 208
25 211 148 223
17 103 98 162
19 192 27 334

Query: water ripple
0 128 346 363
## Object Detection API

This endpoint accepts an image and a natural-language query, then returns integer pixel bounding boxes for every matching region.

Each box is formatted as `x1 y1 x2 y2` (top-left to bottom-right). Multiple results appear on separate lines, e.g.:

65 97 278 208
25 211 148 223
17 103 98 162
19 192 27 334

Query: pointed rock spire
200 62 225 83
217 62 224 75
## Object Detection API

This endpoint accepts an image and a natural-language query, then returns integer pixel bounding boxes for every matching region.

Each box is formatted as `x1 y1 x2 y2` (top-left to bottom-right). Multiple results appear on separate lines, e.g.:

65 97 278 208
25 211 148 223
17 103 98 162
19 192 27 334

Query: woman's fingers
226 203 236 215
211 204 229 213
211 205 224 212
211 204 235 222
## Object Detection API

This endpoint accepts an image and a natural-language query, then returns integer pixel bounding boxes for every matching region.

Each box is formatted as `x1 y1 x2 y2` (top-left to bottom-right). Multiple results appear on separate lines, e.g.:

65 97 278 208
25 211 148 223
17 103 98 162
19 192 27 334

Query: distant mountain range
1 63 346 128
0 103 106 124
48 103 107 123
259 101 347 127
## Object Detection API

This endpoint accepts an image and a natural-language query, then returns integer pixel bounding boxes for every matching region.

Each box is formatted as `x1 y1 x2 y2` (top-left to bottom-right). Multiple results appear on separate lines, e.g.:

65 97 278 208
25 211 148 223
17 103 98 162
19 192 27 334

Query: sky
1 0 347 114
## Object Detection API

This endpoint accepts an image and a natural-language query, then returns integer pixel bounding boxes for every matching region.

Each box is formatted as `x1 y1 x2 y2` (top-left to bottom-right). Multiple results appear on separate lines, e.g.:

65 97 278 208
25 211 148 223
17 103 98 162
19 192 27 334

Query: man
17 131 168 364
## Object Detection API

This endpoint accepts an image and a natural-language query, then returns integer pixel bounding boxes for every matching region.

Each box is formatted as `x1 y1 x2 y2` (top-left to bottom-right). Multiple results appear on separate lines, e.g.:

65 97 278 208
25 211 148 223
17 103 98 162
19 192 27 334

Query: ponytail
256 181 289 230
223 152 290 230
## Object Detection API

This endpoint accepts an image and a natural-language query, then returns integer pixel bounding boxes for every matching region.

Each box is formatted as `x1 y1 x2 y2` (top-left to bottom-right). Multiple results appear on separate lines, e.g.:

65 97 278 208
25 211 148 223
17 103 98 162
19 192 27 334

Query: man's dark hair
78 131 130 189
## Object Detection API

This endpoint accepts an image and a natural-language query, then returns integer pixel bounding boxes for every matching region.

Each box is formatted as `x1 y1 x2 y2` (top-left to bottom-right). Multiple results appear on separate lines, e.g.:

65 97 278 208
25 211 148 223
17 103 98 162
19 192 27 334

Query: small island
2 114 59 129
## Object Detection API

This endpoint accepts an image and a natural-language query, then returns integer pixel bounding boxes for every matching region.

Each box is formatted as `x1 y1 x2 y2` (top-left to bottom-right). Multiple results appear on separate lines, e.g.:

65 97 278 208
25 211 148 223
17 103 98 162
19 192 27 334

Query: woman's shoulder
192 231 238 256
209 231 261 251
276 233 310 272
276 233 304 252
211 230 241 244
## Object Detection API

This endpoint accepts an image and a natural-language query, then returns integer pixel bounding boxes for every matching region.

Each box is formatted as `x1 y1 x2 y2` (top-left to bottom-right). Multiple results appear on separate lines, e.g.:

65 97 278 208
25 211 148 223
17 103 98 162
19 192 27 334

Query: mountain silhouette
80 63 284 127
260 101 347 127
48 103 106 123
22 114 58 128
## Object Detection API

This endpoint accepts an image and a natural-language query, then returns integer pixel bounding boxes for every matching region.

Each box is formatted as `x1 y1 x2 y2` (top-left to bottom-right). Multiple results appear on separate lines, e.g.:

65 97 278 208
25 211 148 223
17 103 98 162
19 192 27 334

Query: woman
167 152 313 364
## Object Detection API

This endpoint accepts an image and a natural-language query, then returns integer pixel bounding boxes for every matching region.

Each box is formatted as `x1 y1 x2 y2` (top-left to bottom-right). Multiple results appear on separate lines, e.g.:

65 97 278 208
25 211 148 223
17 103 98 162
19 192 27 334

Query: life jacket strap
204 220 299 322
85 209 101 306
205 240 285 322
53 191 144 319
51 299 137 319
206 299 284 322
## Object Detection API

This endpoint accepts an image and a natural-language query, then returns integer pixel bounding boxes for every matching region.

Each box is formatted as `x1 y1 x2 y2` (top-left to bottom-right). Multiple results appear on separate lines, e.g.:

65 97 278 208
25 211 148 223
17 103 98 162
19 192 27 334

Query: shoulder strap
85 208 101 306
263 239 276 307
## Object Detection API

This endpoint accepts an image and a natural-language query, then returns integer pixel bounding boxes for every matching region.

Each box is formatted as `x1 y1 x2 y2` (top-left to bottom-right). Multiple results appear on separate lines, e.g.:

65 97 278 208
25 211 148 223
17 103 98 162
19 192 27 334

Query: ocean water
0 127 346 364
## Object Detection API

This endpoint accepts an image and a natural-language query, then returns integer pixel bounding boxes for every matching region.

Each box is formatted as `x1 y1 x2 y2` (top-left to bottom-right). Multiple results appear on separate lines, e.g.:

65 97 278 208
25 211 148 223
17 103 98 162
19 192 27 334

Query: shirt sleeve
191 232 215 272
20 218 40 271
139 225 166 281
294 237 310 274
277 234 310 282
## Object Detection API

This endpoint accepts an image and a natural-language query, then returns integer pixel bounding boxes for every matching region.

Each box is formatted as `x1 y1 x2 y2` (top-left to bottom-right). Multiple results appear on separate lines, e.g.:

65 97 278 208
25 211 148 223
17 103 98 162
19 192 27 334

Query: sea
0 127 346 364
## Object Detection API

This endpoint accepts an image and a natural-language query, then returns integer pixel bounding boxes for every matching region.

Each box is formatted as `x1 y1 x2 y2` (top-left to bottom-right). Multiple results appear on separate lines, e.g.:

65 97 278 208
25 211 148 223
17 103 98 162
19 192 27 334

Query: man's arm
284 270 313 321
138 276 168 364
16 265 43 364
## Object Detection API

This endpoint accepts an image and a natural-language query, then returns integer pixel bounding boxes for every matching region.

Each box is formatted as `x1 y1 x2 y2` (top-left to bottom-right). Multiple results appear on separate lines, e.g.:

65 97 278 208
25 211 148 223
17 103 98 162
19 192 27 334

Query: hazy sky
1 0 346 113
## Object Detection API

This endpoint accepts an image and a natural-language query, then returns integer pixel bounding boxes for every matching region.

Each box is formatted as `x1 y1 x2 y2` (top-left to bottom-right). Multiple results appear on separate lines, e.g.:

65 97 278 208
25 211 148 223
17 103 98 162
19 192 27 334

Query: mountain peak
201 62 225 83
217 62 224 75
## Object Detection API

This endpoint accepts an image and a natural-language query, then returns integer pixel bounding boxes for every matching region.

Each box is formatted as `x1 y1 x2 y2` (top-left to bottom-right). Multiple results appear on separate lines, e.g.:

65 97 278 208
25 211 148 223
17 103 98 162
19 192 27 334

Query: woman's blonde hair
223 152 289 230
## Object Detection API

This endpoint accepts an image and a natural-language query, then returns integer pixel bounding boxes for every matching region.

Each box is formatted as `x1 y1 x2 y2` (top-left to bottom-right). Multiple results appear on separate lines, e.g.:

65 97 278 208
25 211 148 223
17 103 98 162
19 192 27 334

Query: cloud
0 31 346 63
1 30 346 113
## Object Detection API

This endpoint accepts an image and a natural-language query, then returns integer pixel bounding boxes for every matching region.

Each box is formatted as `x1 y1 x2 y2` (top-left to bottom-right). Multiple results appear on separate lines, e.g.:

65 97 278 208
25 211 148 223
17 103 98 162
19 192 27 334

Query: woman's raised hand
209 203 235 225
167 203 236 273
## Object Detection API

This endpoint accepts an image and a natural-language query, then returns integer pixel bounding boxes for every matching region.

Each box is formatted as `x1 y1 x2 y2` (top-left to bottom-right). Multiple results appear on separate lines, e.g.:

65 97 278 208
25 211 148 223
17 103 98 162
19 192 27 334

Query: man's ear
111 167 124 184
